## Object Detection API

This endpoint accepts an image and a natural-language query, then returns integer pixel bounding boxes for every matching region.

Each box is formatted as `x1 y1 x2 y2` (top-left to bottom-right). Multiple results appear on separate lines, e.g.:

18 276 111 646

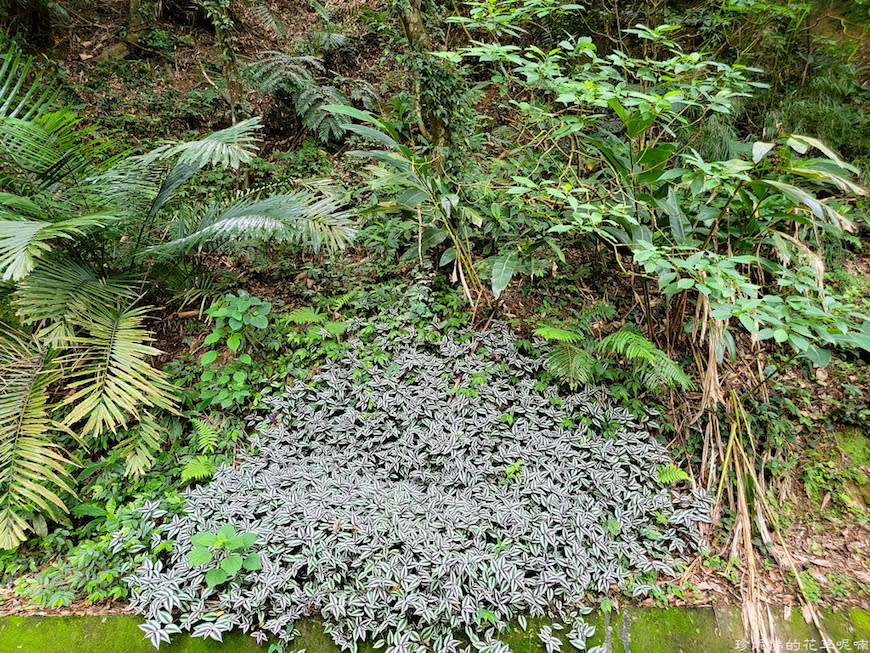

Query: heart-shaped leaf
205 568 228 587
221 554 243 575
188 546 213 566
243 553 262 571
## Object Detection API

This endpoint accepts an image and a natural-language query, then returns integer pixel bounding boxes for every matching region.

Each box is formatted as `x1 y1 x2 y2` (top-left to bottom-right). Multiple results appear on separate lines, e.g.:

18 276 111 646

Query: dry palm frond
0 328 76 549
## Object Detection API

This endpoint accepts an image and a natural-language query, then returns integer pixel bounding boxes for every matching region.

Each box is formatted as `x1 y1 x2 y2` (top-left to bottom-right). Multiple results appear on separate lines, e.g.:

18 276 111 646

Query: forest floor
2 0 869 622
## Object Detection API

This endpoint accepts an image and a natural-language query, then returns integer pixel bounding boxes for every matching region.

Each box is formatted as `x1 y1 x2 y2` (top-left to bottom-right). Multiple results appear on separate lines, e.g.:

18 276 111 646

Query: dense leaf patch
127 313 711 650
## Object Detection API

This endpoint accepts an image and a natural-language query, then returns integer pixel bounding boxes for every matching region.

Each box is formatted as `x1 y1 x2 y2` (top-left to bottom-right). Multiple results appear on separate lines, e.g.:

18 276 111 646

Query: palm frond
142 117 262 170
0 214 108 281
115 412 163 477
0 110 110 191
0 43 59 120
61 303 178 439
0 328 76 549
151 192 356 255
15 258 138 347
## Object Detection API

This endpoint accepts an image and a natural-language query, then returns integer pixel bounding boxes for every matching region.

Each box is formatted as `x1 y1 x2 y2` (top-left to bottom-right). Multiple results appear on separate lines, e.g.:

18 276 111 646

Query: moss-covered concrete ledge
1 608 868 653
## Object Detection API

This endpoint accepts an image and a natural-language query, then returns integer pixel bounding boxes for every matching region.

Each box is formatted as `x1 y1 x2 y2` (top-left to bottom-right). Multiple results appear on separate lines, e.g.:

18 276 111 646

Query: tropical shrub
0 43 355 547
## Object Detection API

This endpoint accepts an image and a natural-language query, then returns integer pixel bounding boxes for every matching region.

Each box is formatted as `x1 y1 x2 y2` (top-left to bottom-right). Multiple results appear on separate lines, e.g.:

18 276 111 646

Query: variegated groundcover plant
125 290 712 651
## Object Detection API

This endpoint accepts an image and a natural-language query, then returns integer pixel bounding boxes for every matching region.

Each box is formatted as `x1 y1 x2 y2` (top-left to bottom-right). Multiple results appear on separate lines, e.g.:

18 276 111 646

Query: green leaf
203 331 224 346
201 350 218 365
243 552 262 571
190 532 218 547
239 353 253 365
490 251 520 299
249 315 268 329
218 523 236 539
801 345 831 368
205 568 228 587
221 554 243 575
188 546 213 566
752 141 775 163
226 334 242 352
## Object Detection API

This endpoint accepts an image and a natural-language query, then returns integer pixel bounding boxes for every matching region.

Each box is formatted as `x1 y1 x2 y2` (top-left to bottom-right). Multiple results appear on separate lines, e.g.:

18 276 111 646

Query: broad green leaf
800 345 831 368
221 554 243 575
243 552 262 571
226 333 242 352
489 251 519 299
751 141 775 163
189 546 213 566
205 568 228 587
200 350 218 365
190 532 218 547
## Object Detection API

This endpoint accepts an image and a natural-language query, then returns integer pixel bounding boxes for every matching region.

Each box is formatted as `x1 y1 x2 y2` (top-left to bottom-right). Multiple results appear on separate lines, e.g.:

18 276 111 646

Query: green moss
0 616 267 653
623 608 742 653
852 608 870 639
838 428 870 467
0 609 868 653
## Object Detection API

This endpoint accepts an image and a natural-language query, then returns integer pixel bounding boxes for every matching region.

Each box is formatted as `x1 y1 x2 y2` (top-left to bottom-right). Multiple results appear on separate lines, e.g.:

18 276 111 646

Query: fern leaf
287 306 327 325
181 455 216 482
191 417 219 453
597 326 693 391
0 328 76 549
547 343 596 389
251 1 286 36
657 463 690 485
533 326 584 343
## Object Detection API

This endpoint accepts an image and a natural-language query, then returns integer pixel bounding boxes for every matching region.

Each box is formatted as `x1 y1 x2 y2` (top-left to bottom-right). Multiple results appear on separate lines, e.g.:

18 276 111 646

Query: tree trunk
398 0 448 149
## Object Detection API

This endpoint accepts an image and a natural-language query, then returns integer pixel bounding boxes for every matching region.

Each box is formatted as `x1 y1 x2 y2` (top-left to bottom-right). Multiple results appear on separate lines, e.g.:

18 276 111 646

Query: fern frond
657 463 690 485
294 84 349 143
150 192 356 255
181 455 216 482
533 326 584 343
191 417 219 453
15 259 138 347
245 53 322 97
597 326 693 391
0 328 76 549
546 343 596 389
287 306 327 324
324 291 356 310
251 1 286 36
61 303 178 439
573 302 616 334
